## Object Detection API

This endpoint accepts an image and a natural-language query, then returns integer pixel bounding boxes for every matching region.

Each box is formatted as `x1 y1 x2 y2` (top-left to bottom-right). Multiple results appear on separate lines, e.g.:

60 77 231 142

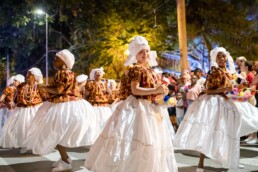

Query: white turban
236 56 246 62
76 74 88 83
7 76 15 86
90 67 105 80
210 47 236 74
154 68 163 74
56 49 75 69
28 67 43 83
124 36 158 67
14 74 25 83
108 79 116 90
210 61 218 69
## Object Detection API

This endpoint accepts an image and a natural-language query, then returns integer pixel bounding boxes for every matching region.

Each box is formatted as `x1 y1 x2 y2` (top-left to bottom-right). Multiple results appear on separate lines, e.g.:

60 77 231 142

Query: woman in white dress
23 49 97 172
0 75 24 137
85 36 178 172
0 68 44 153
174 47 258 172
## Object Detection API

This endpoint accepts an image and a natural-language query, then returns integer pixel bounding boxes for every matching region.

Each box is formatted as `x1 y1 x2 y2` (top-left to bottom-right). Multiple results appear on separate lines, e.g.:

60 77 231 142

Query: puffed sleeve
54 70 73 89
128 66 142 82
85 81 94 92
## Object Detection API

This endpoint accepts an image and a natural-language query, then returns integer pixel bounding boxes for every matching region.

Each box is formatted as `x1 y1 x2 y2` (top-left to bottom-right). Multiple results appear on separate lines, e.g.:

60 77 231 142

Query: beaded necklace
24 84 37 103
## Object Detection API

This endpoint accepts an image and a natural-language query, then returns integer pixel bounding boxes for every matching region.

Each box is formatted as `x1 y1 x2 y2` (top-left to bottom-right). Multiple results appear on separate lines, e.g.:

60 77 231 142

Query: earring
62 64 67 69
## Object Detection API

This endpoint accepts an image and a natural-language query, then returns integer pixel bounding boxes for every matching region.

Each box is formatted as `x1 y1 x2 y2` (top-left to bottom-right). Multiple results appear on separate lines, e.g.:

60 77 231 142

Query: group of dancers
0 36 258 172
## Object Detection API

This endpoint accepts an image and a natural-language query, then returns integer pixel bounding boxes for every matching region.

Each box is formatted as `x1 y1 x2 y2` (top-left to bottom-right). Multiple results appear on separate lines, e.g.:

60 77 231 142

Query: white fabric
0 104 42 148
23 99 99 155
174 94 241 169
76 74 88 83
108 79 116 90
90 67 105 80
210 61 218 68
7 76 15 86
28 67 43 83
85 95 178 172
210 47 236 74
176 99 184 118
124 36 158 67
0 107 13 137
92 106 112 134
234 101 258 136
14 74 25 83
154 68 163 74
56 49 75 69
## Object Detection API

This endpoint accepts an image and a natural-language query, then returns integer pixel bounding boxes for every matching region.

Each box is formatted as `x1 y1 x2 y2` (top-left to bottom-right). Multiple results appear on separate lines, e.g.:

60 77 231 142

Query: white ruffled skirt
23 99 98 155
174 94 241 169
92 105 112 133
0 104 42 148
0 107 12 137
85 95 178 172
234 101 258 136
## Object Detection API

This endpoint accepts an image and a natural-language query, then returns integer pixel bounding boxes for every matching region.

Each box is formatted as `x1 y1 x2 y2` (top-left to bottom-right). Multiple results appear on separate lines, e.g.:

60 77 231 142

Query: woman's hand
225 86 233 92
156 85 169 95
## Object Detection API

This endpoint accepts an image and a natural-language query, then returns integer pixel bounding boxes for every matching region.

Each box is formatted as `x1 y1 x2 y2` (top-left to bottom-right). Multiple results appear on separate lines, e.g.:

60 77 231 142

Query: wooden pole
177 0 189 72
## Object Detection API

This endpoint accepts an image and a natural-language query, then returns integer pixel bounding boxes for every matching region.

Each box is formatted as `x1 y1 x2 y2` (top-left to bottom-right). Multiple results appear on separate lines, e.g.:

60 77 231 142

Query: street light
35 9 49 85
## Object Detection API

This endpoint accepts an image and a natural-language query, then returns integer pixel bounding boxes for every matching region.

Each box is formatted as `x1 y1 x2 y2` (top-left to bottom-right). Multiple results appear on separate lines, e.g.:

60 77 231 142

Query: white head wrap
154 68 163 74
76 74 88 83
236 56 247 62
28 67 43 83
124 36 158 67
210 47 236 74
56 49 75 69
14 74 25 83
7 76 15 86
210 61 218 69
90 67 105 80
108 79 116 90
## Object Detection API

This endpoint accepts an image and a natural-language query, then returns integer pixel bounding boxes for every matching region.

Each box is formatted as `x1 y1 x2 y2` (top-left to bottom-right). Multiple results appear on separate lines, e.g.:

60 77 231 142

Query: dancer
174 47 258 171
85 67 112 131
85 36 178 172
0 68 44 153
23 49 97 172
0 75 24 137
75 74 88 98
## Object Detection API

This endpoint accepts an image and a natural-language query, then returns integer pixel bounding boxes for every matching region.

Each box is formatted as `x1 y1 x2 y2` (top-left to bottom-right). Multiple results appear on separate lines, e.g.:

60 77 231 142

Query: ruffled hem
23 99 98 155
174 94 241 169
85 95 178 172
0 104 42 148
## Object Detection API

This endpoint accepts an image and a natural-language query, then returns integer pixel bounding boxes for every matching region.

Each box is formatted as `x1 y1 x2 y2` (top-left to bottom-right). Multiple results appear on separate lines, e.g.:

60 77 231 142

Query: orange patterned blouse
85 80 110 105
128 65 158 101
47 70 81 103
1 86 16 109
207 67 231 90
15 83 44 107
118 70 132 100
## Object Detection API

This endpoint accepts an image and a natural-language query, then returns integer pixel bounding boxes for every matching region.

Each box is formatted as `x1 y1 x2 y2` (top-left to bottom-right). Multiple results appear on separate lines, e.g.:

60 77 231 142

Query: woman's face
216 52 227 68
26 72 36 84
94 71 103 80
136 49 150 65
53 56 65 69
240 63 248 72
13 80 20 87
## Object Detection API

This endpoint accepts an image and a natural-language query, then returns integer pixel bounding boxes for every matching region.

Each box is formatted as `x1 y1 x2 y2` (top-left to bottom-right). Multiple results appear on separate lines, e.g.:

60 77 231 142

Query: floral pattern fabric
207 68 231 90
128 65 158 101
15 83 44 107
1 86 16 109
47 69 81 103
85 80 110 105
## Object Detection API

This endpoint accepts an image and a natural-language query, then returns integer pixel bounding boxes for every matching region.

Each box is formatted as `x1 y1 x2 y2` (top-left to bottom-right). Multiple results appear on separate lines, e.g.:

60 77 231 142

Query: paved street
0 142 257 172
